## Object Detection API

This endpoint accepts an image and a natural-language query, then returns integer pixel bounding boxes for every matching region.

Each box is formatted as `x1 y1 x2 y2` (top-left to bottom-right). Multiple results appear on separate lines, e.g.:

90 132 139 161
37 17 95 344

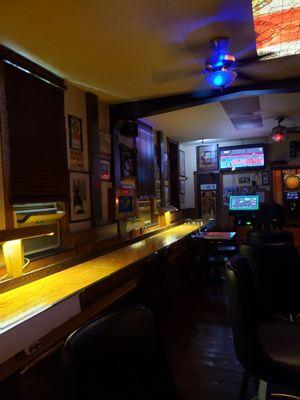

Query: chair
247 230 294 245
63 305 180 400
239 243 300 318
225 249 300 400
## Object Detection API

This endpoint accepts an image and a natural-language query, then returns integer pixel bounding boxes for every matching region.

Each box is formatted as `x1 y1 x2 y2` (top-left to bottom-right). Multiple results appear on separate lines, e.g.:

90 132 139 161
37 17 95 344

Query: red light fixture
271 125 288 142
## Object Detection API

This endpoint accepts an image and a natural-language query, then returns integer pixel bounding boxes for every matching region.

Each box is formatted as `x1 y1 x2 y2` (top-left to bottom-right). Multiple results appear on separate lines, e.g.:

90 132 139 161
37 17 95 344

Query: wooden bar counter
0 222 199 380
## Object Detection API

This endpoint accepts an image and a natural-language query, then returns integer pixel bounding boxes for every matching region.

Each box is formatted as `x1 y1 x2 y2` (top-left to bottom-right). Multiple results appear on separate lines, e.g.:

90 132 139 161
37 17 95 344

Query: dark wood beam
86 92 102 225
110 76 300 122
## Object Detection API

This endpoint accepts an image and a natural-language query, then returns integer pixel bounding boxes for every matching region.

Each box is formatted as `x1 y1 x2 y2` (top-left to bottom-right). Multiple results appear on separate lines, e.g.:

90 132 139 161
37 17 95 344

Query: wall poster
69 172 91 222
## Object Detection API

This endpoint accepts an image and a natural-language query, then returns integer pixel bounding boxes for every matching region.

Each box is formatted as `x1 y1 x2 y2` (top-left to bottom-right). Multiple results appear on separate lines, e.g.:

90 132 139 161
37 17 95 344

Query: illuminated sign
252 0 300 59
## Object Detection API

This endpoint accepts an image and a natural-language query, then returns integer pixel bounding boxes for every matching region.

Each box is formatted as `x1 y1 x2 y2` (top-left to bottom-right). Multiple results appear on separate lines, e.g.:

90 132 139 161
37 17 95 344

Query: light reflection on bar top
0 223 199 331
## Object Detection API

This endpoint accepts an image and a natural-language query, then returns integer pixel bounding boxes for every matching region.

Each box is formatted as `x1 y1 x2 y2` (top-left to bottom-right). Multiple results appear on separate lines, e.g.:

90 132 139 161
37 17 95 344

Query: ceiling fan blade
238 52 274 66
152 68 200 84
287 126 300 132
236 71 259 82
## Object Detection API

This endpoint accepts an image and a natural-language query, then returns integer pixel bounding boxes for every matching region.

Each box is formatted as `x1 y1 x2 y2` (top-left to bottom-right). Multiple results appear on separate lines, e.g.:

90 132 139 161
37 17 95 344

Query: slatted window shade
135 124 155 195
4 62 68 203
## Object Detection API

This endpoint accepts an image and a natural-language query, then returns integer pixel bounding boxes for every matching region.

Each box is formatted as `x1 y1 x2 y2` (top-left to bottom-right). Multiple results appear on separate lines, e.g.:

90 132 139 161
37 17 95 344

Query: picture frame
100 159 111 181
262 170 269 185
99 131 111 158
179 150 185 177
69 172 91 222
120 144 137 179
180 179 185 194
163 152 169 180
68 115 83 151
196 144 219 171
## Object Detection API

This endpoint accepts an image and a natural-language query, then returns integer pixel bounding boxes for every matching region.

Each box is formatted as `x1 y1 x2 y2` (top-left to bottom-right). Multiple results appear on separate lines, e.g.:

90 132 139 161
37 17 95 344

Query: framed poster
262 170 269 185
69 172 91 222
120 144 136 179
179 150 185 177
99 131 111 158
68 115 83 151
180 179 185 194
100 159 111 181
163 152 168 180
196 144 218 171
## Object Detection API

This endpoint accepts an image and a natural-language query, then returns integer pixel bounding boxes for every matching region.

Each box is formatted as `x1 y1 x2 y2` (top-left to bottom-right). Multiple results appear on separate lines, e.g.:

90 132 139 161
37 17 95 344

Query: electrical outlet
24 340 41 355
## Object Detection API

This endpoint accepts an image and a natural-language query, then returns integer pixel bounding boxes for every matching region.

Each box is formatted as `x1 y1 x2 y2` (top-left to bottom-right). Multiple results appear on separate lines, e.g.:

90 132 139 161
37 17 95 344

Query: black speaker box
120 120 138 137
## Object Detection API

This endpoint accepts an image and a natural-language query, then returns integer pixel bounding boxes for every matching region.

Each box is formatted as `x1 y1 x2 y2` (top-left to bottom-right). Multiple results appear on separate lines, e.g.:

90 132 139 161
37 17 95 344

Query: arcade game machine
282 173 300 225
195 172 220 230
229 195 260 227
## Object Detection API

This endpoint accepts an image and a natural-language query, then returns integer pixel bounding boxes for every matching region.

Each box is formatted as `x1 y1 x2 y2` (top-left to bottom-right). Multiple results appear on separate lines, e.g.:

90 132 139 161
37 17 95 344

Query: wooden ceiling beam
110 76 300 123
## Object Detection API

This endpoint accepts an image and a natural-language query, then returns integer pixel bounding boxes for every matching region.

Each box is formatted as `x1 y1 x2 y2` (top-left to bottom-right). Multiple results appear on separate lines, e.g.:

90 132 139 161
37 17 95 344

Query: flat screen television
219 144 265 171
229 195 259 211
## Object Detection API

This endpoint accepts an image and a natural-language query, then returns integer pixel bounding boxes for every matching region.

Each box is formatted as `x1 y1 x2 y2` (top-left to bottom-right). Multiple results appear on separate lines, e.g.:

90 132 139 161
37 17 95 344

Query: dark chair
239 243 300 318
225 247 300 400
247 230 294 245
138 246 171 308
63 305 180 400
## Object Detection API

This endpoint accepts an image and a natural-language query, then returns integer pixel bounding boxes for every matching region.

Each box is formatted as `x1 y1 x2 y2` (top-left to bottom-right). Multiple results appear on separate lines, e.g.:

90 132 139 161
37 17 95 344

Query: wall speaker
119 120 138 137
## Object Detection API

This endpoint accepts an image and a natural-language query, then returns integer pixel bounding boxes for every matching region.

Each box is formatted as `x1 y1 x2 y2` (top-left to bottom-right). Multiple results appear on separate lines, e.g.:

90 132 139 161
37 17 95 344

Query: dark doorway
168 138 180 209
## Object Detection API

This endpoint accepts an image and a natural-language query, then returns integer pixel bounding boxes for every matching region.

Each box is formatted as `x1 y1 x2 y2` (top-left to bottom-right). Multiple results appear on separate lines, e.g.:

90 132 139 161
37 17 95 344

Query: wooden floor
0 278 261 400
158 283 257 400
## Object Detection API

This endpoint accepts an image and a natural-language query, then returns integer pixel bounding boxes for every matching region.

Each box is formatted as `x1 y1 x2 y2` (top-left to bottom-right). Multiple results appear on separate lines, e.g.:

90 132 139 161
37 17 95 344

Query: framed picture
196 144 218 171
180 179 185 194
68 115 83 151
99 131 111 158
120 144 136 179
179 150 185 177
69 172 91 222
100 159 111 181
262 170 269 185
163 152 168 180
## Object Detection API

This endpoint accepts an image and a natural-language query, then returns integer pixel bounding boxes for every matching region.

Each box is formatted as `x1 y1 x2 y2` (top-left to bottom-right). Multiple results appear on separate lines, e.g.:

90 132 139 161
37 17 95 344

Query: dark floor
1 278 260 400
158 283 257 400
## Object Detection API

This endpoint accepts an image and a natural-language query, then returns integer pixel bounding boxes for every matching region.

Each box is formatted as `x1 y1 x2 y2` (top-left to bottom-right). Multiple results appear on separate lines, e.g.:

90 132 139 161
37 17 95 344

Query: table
202 231 236 241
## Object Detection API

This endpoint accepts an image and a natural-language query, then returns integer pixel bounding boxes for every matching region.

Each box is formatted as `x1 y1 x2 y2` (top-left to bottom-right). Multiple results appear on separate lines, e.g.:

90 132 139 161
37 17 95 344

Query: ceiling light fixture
271 124 288 142
205 69 237 89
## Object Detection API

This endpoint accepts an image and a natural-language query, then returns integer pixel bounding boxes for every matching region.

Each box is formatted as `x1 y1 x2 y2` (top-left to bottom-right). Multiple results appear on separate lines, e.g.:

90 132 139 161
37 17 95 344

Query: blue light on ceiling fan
213 74 224 86
205 70 237 89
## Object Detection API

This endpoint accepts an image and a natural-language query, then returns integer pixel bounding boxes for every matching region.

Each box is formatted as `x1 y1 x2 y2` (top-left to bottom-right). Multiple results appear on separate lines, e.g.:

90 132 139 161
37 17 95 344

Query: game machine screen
229 195 259 211
112 188 136 220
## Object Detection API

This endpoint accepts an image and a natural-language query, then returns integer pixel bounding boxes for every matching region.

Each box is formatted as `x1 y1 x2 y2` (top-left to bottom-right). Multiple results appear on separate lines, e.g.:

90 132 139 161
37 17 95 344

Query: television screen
229 195 259 211
118 195 134 213
219 144 265 171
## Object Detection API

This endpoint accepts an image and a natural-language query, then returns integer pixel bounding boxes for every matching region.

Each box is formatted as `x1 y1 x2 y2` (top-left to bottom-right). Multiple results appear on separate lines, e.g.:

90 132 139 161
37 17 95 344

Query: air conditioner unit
13 202 65 227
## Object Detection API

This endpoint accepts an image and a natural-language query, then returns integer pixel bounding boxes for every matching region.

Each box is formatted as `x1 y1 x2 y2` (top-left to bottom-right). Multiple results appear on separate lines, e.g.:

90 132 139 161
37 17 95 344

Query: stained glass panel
252 0 300 59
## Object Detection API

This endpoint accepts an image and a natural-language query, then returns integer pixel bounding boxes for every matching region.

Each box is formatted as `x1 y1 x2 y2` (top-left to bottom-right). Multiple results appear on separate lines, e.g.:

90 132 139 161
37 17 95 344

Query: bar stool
247 230 294 245
63 305 180 400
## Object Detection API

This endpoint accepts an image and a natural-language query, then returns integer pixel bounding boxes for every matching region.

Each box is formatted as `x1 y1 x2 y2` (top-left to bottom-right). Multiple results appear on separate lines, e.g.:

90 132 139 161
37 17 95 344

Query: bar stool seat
258 321 300 370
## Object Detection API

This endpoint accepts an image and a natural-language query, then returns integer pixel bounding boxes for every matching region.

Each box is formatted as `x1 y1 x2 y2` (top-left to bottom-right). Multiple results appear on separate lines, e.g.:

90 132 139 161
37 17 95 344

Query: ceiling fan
153 36 271 90
271 117 300 143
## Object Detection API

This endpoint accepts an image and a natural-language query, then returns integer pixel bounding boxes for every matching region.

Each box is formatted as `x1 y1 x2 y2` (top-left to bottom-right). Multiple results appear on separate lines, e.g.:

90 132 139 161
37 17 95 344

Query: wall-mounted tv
219 144 265 171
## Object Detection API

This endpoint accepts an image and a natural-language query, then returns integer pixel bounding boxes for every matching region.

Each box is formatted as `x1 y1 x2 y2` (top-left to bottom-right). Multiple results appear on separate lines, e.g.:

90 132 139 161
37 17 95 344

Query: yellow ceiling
2 0 300 143
0 0 264 102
